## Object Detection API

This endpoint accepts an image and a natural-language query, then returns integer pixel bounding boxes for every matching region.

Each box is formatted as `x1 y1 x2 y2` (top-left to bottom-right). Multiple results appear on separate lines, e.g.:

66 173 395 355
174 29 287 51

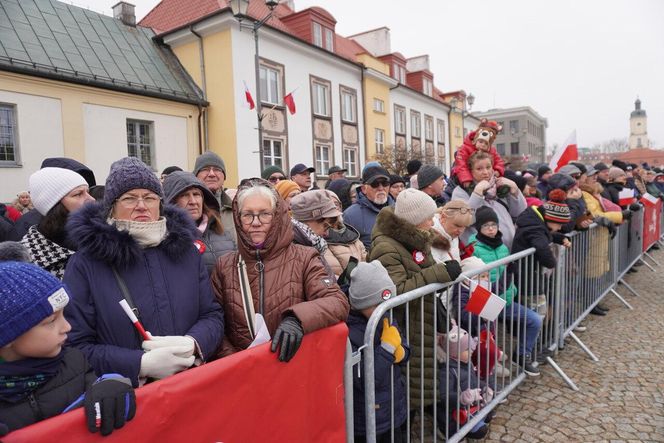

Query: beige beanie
394 188 437 226
608 167 626 181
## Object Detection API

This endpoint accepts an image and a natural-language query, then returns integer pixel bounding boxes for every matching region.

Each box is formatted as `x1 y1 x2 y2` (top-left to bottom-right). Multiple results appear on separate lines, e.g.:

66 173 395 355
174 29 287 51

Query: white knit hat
460 256 486 274
29 167 87 215
394 188 437 226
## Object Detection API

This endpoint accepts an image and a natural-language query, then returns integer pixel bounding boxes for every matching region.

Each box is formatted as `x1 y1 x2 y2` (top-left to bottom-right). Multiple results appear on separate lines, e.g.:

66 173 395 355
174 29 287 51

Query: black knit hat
406 159 422 175
417 165 444 190
474 206 499 230
538 165 552 179
547 173 577 192
594 162 609 171
389 174 406 186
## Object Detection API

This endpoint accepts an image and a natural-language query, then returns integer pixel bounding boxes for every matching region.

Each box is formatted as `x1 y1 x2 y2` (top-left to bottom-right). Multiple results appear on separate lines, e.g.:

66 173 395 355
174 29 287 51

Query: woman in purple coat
63 157 224 386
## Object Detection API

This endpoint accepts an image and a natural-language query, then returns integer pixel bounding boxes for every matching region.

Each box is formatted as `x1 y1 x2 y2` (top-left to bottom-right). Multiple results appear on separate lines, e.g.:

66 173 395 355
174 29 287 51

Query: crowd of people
0 118 659 440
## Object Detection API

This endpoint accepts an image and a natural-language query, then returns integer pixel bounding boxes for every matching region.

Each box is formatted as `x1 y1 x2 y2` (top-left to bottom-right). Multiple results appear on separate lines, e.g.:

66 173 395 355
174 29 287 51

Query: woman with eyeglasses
163 171 236 274
451 151 527 250
211 179 349 362
62 157 224 386
21 167 95 279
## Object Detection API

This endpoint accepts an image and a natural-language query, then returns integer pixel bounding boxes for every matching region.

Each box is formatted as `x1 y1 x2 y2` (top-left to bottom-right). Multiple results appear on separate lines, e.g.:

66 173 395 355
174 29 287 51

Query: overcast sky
75 0 664 150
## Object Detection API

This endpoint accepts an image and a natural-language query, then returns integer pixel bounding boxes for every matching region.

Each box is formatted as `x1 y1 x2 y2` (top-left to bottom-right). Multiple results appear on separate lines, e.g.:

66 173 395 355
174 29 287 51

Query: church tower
629 97 649 149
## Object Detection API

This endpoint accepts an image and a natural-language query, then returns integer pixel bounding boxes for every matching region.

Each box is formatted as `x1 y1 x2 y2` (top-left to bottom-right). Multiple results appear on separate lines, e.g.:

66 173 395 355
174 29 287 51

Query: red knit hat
542 189 571 223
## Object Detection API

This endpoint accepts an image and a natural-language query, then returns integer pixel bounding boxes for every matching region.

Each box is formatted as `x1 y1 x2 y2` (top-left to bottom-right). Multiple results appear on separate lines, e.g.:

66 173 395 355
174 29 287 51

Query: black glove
444 260 462 281
84 375 136 436
271 315 304 362
595 217 616 239
621 209 632 220
629 203 641 212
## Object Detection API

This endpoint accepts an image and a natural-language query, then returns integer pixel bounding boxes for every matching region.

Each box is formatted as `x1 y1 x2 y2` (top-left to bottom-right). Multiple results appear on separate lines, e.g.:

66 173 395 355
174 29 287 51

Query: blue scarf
0 350 64 403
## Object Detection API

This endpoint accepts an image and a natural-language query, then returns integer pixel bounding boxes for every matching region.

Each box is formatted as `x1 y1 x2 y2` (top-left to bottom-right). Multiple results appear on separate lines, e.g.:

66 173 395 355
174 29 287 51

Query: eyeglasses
117 194 161 209
369 180 390 188
443 207 475 215
199 166 224 175
481 222 498 230
268 175 287 183
240 212 274 225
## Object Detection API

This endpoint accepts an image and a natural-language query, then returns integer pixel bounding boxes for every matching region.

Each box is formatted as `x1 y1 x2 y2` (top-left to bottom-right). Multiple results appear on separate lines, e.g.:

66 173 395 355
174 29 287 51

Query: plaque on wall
411 138 421 154
395 135 406 151
262 109 286 134
425 142 434 157
314 118 332 141
342 124 358 145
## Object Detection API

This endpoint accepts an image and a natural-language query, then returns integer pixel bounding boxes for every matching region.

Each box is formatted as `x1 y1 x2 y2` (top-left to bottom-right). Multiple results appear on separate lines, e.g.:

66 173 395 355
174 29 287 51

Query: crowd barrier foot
643 251 661 267
638 258 657 272
610 288 635 309
546 356 579 391
618 279 641 297
569 331 599 362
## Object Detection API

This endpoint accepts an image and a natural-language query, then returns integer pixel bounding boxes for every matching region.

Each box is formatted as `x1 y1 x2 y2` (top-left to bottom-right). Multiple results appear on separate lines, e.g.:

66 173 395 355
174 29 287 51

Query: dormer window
423 78 433 96
392 63 406 83
313 22 334 51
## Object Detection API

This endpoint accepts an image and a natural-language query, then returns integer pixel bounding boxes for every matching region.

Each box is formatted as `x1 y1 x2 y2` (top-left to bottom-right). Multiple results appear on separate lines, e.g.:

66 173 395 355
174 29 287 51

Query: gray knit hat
0 242 31 263
103 157 163 209
394 188 437 226
349 261 396 310
163 171 220 212
417 164 444 190
194 151 226 177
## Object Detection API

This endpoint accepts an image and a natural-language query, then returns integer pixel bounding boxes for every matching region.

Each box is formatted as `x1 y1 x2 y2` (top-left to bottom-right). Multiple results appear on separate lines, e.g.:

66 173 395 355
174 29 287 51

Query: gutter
190 25 210 152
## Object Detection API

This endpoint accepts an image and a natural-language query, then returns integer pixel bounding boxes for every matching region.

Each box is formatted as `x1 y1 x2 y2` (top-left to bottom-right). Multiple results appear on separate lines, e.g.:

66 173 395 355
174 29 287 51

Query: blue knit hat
0 262 70 347
103 157 163 209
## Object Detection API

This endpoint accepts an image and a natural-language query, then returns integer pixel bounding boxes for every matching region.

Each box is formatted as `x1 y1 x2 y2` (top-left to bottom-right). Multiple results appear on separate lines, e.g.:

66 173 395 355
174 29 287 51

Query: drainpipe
197 104 204 155
190 26 209 151
361 67 369 165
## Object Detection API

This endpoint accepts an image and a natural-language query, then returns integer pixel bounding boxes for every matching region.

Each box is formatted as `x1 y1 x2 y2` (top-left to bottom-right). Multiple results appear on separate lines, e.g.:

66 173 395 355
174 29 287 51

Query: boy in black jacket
346 260 410 443
0 262 135 436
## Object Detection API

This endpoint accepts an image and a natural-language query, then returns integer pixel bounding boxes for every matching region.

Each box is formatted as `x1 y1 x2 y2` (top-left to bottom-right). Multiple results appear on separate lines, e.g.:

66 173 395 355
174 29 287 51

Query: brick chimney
112 2 136 26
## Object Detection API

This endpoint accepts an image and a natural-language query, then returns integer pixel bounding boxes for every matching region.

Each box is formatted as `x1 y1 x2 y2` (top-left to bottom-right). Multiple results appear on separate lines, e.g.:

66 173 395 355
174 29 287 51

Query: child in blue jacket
347 261 410 443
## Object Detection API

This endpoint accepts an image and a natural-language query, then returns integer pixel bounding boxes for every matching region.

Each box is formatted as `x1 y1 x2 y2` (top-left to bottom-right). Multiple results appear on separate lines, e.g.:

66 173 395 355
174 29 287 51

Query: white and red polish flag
619 188 636 206
463 278 506 322
243 81 255 110
549 130 578 172
284 91 296 115
640 192 659 207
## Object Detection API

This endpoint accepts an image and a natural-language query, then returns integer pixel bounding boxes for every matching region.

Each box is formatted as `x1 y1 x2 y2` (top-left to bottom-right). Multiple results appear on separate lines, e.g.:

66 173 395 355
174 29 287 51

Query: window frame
410 111 421 139
510 142 519 155
373 98 385 113
315 143 331 175
324 28 334 51
126 119 155 168
343 146 358 177
375 128 385 154
0 103 20 166
340 87 357 124
259 64 281 105
437 119 446 144
313 22 323 47
424 115 434 141
312 80 331 117
394 105 406 134
423 78 433 96
262 138 284 170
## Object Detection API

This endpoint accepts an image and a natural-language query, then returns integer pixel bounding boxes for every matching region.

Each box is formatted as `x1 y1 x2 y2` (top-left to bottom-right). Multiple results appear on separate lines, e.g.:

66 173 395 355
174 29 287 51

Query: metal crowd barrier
347 204 663 442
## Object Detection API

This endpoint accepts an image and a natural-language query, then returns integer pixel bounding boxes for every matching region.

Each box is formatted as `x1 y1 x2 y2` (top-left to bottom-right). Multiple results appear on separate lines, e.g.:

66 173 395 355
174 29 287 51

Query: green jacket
468 233 516 306
368 207 452 409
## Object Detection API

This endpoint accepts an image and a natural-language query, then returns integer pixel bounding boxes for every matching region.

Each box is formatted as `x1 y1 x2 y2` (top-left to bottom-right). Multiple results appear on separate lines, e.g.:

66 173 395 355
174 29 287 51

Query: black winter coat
7 209 41 241
347 311 409 436
601 182 624 208
0 348 96 433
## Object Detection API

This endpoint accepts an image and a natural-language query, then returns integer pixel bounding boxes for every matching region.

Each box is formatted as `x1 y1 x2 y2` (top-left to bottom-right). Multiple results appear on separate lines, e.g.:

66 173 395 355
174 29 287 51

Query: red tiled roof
335 35 368 61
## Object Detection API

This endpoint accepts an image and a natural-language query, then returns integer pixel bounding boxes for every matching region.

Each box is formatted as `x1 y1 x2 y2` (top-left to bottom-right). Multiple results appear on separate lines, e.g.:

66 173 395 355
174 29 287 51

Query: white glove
139 346 195 380
482 386 494 404
459 388 483 406
142 335 196 358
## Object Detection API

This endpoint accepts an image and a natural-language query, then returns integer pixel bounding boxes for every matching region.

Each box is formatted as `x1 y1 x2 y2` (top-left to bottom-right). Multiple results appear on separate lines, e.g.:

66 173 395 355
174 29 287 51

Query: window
423 78 433 96
259 65 280 104
510 142 519 155
313 22 323 47
341 90 356 123
394 106 406 134
343 147 357 177
373 98 384 113
455 126 460 137
411 112 421 138
375 128 385 153
497 121 504 134
324 28 334 51
315 144 331 175
0 104 19 164
312 81 330 117
399 66 406 83
424 115 433 140
437 119 445 144
392 63 399 81
262 139 283 169
126 119 154 167
392 63 406 83
509 120 519 135
496 143 505 155
637 137 642 147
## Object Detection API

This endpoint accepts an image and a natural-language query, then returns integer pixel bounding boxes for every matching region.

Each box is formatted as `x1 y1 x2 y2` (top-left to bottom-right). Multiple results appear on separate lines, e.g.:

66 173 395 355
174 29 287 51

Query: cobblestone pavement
480 248 664 443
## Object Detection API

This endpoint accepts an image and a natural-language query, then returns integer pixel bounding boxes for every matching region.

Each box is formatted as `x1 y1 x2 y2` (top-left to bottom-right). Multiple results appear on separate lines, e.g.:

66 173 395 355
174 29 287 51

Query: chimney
112 2 136 26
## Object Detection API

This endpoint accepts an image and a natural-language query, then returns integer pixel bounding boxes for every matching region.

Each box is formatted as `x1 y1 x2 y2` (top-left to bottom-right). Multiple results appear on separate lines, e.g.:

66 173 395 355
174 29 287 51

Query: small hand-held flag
244 81 255 110
119 299 150 341
618 188 636 207
640 193 659 207
549 129 578 172
284 91 296 115
463 277 506 322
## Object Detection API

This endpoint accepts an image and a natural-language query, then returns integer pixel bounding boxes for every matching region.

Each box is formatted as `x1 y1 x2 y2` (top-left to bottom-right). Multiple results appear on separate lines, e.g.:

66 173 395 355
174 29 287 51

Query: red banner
642 198 662 252
5 323 349 443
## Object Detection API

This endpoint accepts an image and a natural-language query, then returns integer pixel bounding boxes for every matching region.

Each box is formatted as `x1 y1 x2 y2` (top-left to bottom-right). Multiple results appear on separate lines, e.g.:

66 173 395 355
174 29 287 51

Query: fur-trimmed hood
372 207 436 253
66 202 197 268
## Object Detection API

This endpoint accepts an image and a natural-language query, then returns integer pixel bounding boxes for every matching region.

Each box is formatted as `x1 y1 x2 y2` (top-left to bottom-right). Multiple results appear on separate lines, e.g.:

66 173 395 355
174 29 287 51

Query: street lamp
230 0 279 171
466 93 475 110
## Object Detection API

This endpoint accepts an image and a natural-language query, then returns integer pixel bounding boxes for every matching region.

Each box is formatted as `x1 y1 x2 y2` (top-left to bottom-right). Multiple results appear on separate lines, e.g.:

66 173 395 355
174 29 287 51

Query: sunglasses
268 175 287 183
369 179 390 188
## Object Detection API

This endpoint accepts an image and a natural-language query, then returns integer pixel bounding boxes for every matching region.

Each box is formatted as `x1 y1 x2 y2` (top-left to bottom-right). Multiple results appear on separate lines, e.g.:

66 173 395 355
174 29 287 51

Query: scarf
0 351 65 403
475 230 504 249
432 217 460 261
20 226 75 280
197 214 209 234
108 217 168 248
292 219 327 254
